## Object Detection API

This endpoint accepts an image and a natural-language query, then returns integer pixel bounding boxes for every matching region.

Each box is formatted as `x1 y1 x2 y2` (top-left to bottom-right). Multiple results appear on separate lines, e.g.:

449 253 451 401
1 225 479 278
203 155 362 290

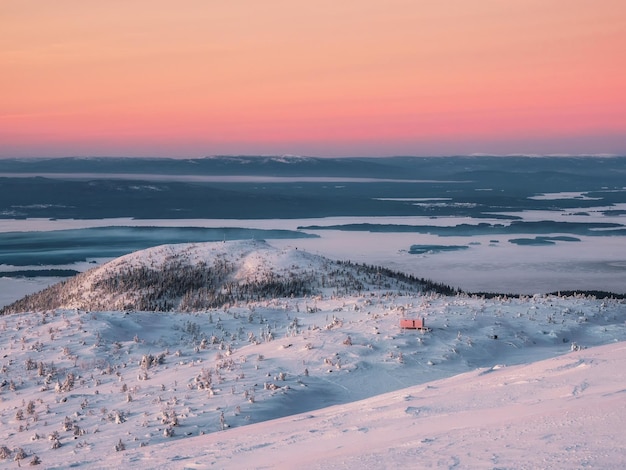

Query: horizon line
0 153 624 161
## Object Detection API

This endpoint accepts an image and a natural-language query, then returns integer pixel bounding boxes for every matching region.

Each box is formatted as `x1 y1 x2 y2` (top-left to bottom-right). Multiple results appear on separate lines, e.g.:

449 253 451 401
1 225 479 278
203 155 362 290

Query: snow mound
1 240 426 314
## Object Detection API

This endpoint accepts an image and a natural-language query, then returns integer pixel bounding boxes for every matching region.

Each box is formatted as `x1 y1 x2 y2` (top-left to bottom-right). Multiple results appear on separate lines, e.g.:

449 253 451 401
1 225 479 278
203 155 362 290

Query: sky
1 1 625 158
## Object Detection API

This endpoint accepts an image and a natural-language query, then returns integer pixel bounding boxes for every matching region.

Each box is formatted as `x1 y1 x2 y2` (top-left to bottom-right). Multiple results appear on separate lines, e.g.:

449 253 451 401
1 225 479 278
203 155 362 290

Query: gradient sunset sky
2 1 625 158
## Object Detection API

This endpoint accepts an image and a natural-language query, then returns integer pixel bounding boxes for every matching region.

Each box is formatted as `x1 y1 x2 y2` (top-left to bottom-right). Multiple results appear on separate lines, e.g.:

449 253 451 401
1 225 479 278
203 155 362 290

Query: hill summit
2 240 439 314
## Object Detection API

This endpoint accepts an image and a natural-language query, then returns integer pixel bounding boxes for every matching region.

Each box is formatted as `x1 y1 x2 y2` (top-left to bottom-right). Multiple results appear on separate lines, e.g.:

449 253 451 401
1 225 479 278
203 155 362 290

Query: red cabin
400 318 425 330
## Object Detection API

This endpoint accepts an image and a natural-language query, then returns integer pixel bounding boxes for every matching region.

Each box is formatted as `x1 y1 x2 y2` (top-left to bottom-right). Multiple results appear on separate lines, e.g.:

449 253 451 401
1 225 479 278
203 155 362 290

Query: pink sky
1 1 625 157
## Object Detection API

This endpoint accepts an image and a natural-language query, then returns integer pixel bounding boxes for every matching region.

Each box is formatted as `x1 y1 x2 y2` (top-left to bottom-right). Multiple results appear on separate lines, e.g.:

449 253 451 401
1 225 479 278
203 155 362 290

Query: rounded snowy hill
2 240 436 314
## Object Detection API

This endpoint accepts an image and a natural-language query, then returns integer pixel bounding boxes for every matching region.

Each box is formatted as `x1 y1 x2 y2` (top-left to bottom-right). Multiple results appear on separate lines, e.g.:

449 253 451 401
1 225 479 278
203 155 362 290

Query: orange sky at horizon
1 1 625 157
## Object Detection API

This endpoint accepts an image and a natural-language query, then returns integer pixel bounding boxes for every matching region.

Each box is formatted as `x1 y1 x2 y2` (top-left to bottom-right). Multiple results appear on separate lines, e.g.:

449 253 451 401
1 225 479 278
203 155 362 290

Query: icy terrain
0 241 625 468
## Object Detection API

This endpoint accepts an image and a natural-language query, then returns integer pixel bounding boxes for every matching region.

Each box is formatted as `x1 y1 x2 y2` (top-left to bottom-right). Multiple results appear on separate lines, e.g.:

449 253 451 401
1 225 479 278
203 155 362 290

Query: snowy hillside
0 241 625 468
1 240 444 315
103 341 626 469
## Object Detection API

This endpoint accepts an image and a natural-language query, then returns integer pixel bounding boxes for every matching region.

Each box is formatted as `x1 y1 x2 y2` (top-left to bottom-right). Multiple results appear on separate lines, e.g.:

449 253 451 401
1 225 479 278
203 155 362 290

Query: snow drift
108 341 626 469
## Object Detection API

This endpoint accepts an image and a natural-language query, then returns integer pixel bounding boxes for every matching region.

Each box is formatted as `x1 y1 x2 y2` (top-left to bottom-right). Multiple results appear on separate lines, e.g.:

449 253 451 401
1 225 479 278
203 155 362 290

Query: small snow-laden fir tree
13 447 27 462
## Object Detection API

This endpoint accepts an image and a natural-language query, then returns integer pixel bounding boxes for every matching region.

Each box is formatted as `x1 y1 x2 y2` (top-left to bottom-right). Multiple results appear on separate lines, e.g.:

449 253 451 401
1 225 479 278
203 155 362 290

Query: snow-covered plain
1 241 626 468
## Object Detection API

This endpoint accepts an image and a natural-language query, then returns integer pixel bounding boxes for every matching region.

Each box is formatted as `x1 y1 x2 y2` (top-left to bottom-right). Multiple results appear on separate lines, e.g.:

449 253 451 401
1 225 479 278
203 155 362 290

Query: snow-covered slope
1 240 430 314
105 341 626 469
1 241 625 468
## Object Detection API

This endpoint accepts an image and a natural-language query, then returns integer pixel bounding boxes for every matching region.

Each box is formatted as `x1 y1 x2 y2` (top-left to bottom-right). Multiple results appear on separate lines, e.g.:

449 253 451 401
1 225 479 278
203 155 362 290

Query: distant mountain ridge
2 155 625 180
0 155 405 179
2 155 626 221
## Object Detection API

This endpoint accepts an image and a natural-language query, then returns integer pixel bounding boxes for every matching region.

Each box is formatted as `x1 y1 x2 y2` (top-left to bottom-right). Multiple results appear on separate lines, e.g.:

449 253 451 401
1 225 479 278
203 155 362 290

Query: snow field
1 241 625 468
1 288 625 468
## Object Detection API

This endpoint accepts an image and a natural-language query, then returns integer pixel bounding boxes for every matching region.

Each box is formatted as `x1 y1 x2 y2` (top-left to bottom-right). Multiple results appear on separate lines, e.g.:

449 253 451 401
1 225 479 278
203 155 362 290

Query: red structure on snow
400 318 426 330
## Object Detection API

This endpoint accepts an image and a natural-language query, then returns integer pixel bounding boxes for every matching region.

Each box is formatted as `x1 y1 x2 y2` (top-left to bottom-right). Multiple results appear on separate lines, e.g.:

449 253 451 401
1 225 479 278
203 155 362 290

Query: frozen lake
1 214 625 306
1 156 625 305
